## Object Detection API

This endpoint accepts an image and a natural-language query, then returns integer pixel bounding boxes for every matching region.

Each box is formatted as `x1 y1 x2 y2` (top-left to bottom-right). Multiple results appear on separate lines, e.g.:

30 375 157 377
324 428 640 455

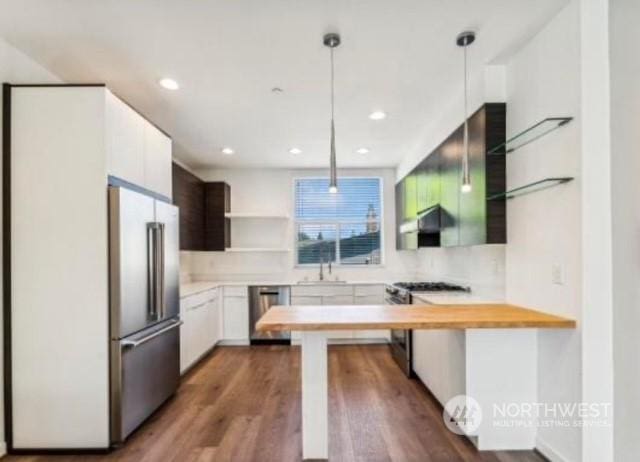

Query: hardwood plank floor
4 345 546 462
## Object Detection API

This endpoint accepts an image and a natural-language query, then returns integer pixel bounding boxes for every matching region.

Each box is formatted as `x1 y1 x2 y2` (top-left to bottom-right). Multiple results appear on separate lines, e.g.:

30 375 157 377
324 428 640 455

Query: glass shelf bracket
487 177 574 201
487 117 573 155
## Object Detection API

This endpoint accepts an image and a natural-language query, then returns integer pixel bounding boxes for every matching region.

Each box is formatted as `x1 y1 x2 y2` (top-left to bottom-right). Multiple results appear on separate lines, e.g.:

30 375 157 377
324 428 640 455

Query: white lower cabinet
412 329 466 406
353 294 389 340
290 284 389 343
411 298 465 406
180 288 220 374
291 296 322 341
322 295 354 340
222 286 249 343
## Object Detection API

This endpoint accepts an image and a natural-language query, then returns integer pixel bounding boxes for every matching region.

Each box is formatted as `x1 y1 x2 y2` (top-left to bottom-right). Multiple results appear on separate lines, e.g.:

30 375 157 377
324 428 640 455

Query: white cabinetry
352 285 387 340
411 298 466 406
290 284 388 343
222 286 250 343
106 92 145 186
180 288 220 374
105 90 172 198
143 122 172 198
6 85 173 449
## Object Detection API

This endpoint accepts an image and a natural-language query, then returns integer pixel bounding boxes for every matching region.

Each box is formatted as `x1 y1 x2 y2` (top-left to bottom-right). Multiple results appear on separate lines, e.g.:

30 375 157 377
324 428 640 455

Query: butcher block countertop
256 304 576 331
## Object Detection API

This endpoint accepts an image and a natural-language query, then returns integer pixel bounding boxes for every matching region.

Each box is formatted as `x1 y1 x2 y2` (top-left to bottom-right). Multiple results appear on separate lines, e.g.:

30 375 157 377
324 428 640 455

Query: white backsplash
415 245 506 297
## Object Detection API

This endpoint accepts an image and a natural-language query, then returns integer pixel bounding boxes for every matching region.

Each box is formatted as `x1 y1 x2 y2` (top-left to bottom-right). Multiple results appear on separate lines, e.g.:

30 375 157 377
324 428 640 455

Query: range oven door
389 329 413 377
385 288 414 377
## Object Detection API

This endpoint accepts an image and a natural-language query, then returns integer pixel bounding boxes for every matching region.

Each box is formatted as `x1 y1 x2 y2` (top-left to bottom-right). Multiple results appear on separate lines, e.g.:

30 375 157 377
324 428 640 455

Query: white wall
415 245 505 296
0 37 61 454
411 3 585 460
505 2 583 461
396 65 506 181
184 168 417 283
609 0 640 459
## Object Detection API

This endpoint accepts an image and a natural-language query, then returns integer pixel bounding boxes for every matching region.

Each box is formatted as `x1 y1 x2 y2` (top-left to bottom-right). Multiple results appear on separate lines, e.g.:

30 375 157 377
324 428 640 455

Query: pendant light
324 33 341 194
457 31 475 194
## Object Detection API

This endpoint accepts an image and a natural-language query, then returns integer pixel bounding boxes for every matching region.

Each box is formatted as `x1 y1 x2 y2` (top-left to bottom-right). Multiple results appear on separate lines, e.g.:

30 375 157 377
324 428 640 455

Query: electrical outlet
551 264 564 285
491 259 500 275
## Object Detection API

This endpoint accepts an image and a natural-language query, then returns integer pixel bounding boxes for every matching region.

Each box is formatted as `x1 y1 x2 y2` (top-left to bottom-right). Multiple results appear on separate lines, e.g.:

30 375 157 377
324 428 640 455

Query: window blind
294 178 382 265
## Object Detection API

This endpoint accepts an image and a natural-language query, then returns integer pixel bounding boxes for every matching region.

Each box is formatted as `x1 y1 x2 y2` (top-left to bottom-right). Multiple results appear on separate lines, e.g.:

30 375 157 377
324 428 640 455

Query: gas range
385 281 470 377
392 281 470 293
385 281 470 304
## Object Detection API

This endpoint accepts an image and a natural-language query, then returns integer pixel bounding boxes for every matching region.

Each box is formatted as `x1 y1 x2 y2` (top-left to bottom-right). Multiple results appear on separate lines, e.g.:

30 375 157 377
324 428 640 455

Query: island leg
300 331 328 460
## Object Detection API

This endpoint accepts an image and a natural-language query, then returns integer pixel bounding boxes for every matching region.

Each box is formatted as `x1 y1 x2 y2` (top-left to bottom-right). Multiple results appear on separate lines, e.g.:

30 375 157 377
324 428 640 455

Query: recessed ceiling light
159 78 179 90
356 147 370 154
289 147 302 154
221 147 235 155
369 110 387 120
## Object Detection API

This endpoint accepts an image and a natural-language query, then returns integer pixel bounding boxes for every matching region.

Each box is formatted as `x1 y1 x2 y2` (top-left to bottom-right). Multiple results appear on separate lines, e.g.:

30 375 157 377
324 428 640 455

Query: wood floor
5 345 546 462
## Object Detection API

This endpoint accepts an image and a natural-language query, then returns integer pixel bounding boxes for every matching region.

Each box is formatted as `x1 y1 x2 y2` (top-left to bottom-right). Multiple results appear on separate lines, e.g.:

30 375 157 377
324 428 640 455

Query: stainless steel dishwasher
249 285 291 344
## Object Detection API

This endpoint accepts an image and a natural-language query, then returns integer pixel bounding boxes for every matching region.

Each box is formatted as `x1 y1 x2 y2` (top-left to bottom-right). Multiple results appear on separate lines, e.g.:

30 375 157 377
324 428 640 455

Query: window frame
292 176 385 268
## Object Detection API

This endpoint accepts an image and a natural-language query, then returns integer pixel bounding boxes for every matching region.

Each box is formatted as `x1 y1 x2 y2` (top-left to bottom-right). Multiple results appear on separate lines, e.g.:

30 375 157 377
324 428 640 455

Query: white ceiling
0 0 567 170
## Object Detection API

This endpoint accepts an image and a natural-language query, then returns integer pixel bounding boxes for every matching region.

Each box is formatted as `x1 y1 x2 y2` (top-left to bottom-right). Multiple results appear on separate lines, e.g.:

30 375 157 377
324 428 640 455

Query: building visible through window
295 178 382 265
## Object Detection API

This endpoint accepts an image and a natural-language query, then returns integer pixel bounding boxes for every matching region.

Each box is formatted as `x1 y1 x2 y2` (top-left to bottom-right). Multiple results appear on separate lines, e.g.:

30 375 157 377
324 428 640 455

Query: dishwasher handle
259 291 281 296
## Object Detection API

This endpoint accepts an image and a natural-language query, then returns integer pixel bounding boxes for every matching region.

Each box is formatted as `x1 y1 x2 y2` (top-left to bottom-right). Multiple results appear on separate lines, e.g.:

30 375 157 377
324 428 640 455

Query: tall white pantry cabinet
3 84 172 450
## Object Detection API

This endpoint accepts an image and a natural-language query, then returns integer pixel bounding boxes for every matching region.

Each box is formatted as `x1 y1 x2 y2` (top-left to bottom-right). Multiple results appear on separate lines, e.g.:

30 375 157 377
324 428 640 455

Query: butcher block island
257 303 576 460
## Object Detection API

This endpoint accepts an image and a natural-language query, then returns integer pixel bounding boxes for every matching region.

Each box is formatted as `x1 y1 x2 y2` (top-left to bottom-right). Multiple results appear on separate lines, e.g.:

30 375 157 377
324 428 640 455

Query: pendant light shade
324 33 341 193
457 31 475 194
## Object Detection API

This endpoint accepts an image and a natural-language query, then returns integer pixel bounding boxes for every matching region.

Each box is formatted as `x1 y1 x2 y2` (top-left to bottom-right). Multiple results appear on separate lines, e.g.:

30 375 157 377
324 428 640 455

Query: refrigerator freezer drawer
111 319 181 443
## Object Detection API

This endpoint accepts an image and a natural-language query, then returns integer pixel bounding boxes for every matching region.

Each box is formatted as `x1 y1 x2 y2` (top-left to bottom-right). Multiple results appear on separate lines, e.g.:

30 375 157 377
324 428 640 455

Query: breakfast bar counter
257 304 576 460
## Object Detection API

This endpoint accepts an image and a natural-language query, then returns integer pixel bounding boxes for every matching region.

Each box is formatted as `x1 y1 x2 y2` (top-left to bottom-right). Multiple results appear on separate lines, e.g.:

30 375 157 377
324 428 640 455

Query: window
295 177 382 266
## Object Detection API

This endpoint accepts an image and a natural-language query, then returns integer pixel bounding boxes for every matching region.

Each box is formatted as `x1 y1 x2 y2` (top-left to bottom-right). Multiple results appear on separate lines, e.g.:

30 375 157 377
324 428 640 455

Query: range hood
399 205 443 235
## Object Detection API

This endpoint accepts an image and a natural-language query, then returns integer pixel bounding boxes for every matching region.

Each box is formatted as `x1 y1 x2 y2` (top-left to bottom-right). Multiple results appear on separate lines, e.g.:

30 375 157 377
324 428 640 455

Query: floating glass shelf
487 117 573 155
488 177 574 201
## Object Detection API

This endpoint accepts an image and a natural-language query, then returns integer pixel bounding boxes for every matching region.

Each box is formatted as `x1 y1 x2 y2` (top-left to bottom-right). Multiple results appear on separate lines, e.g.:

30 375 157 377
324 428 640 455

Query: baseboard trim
535 437 569 462
217 339 250 346
291 339 389 346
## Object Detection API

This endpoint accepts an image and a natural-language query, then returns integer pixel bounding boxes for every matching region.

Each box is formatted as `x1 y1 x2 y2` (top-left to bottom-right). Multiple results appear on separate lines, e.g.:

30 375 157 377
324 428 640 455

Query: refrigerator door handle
121 320 183 349
157 223 166 319
147 223 157 321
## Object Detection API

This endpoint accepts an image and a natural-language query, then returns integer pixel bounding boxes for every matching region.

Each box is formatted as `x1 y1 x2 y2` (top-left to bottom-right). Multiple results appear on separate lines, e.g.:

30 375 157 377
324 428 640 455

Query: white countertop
180 281 221 297
179 280 391 298
412 293 505 305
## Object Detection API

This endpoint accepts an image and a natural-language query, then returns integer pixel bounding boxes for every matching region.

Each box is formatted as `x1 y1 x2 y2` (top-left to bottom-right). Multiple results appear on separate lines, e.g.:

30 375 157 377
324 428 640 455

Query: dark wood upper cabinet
203 182 231 251
395 103 506 248
459 103 506 246
171 162 231 251
439 125 464 247
172 163 206 250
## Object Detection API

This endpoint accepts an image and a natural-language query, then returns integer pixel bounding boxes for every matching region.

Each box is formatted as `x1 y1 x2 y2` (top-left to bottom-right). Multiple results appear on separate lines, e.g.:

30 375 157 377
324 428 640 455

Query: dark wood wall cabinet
396 103 506 249
172 163 230 251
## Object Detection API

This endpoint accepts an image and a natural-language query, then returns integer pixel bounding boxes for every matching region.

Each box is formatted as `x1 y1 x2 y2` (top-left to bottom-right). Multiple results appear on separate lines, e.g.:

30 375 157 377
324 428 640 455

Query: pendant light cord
463 43 469 165
464 45 468 131
461 37 471 190
330 46 335 122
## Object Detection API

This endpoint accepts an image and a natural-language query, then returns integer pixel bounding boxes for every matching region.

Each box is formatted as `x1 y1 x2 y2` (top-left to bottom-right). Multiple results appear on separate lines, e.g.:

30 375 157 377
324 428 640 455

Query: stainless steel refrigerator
108 186 181 444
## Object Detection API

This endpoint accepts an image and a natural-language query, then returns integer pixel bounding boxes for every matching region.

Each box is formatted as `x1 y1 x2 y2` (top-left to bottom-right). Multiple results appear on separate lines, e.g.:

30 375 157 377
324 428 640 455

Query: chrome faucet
319 257 324 281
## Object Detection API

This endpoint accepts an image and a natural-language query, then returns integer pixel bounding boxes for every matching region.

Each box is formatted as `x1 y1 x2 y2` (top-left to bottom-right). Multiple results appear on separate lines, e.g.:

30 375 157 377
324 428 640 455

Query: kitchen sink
296 280 348 285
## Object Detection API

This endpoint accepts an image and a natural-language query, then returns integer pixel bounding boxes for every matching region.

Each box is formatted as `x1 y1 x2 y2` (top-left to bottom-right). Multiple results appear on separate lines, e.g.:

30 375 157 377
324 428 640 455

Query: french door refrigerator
108 186 181 444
